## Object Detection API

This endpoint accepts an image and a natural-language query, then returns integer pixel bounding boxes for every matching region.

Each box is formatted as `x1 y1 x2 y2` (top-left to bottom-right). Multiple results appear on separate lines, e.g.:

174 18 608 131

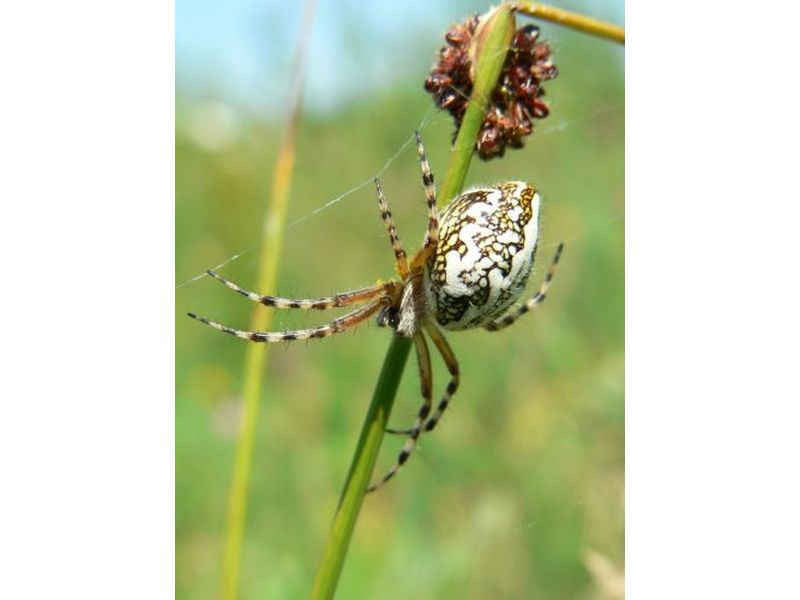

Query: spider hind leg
484 242 564 332
367 331 432 493
421 322 460 433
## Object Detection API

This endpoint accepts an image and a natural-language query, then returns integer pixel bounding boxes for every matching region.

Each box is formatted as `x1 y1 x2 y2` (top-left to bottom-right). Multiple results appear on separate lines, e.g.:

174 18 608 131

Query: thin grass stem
513 1 625 44
220 2 317 598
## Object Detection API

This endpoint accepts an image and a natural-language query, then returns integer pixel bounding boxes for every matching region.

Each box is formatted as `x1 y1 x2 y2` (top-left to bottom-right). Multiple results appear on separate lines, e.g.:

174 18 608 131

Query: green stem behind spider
308 6 516 600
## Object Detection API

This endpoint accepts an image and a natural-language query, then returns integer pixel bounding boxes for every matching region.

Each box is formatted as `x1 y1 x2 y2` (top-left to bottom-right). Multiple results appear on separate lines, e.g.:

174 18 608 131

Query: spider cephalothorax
188 131 563 491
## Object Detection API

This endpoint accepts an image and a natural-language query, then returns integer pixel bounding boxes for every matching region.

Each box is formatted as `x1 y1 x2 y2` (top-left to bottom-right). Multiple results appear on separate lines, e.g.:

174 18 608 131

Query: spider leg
367 331 432 492
421 321 460 433
374 177 410 279
187 298 386 342
205 270 394 310
484 242 564 332
410 130 439 271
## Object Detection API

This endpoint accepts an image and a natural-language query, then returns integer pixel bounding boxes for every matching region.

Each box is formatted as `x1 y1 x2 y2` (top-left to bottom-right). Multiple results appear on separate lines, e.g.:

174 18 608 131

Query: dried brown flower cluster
424 17 558 159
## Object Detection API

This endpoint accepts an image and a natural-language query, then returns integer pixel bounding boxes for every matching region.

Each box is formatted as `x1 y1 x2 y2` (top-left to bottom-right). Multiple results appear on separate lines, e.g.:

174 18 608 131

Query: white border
627 1 800 597
0 1 174 596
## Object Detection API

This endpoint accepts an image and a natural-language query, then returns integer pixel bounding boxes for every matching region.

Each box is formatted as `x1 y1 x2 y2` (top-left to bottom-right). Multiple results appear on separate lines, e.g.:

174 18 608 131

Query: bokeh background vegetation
176 1 623 598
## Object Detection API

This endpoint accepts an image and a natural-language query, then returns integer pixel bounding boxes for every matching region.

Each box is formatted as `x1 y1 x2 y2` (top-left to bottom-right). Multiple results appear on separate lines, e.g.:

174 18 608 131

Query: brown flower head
424 16 558 159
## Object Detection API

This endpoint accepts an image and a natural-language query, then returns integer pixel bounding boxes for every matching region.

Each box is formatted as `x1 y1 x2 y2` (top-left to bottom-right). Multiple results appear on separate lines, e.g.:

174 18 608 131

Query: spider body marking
188 131 564 492
427 182 541 330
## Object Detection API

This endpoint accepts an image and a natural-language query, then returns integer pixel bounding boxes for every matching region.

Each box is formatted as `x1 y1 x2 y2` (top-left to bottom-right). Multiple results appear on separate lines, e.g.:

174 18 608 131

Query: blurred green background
177 2 623 598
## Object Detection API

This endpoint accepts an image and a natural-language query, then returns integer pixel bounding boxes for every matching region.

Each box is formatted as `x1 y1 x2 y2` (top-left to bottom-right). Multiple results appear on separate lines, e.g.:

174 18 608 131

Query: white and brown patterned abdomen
425 182 541 330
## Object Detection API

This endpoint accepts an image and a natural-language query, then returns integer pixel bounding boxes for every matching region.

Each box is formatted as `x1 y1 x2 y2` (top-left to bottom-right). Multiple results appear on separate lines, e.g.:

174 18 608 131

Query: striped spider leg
187 276 400 343
366 331 432 492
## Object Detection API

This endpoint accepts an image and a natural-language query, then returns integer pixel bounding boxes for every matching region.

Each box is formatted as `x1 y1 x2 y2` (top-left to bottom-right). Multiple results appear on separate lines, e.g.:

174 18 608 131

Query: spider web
175 98 624 291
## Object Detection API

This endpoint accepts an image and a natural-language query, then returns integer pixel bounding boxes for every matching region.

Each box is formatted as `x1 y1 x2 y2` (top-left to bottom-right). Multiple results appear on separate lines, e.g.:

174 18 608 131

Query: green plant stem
220 2 317 598
513 1 625 44
308 6 516 600
308 335 412 600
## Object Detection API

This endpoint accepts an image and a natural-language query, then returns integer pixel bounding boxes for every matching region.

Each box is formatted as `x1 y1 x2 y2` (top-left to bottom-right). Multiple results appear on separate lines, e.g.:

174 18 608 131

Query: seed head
425 16 558 159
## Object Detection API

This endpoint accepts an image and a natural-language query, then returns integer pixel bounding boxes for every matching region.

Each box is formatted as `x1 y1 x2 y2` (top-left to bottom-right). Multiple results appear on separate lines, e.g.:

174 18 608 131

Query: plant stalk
308 5 516 599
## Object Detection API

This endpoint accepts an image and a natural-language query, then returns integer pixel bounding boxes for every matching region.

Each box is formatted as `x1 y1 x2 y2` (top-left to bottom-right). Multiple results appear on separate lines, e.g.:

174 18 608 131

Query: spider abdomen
425 182 541 330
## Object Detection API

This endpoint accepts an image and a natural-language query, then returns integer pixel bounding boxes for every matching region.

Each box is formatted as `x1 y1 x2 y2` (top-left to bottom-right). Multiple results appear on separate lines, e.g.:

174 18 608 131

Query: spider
188 131 564 492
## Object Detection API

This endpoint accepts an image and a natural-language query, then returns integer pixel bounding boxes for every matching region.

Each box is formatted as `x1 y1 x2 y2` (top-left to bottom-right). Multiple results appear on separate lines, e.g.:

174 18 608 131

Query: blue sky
176 0 624 117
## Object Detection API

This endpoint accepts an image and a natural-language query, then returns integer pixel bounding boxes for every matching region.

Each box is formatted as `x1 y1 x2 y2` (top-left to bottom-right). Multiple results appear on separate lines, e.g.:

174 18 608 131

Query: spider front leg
410 130 439 271
367 331 433 493
484 242 564 332
374 177 409 279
